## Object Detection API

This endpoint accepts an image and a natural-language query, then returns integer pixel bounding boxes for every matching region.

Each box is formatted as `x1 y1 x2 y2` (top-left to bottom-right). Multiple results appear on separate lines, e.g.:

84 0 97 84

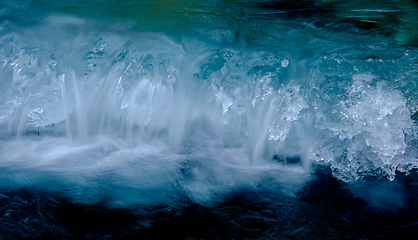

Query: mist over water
1 0 418 239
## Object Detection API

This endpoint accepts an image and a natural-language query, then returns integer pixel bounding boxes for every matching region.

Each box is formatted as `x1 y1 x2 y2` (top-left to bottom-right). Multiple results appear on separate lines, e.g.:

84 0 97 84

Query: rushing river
1 0 418 239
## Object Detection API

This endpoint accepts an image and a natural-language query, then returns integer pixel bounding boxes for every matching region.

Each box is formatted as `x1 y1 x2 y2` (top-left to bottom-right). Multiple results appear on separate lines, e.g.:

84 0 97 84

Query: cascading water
1 0 418 239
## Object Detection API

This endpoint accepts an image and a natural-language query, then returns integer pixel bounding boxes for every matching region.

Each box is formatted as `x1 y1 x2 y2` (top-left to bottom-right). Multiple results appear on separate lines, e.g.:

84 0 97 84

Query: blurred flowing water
1 0 418 239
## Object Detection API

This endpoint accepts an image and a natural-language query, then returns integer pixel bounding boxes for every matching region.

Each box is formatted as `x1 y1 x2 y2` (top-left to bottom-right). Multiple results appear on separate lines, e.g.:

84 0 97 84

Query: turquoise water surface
1 0 418 239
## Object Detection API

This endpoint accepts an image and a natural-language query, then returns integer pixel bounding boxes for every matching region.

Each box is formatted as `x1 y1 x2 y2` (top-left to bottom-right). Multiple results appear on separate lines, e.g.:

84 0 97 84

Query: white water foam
1 11 418 206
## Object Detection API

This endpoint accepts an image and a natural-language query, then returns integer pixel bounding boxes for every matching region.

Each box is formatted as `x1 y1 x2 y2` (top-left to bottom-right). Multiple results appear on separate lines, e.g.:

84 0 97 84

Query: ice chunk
268 82 309 142
314 74 417 180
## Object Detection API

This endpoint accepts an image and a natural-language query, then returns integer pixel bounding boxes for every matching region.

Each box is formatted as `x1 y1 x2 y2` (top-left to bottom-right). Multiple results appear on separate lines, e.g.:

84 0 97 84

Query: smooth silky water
1 0 418 239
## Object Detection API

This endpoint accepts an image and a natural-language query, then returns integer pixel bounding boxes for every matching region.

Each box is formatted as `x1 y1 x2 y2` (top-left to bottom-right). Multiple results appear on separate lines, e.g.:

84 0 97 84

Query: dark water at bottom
2 166 418 240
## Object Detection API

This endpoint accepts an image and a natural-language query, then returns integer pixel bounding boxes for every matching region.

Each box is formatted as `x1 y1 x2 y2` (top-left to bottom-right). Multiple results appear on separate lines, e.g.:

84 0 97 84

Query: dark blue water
1 0 418 239
2 167 418 239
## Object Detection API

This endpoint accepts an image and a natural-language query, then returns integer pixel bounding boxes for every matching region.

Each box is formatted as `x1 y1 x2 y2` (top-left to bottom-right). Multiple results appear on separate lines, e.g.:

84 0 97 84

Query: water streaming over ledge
1 0 418 239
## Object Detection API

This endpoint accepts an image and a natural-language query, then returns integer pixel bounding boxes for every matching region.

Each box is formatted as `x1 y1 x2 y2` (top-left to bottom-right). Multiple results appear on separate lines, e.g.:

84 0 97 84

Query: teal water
1 0 418 239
